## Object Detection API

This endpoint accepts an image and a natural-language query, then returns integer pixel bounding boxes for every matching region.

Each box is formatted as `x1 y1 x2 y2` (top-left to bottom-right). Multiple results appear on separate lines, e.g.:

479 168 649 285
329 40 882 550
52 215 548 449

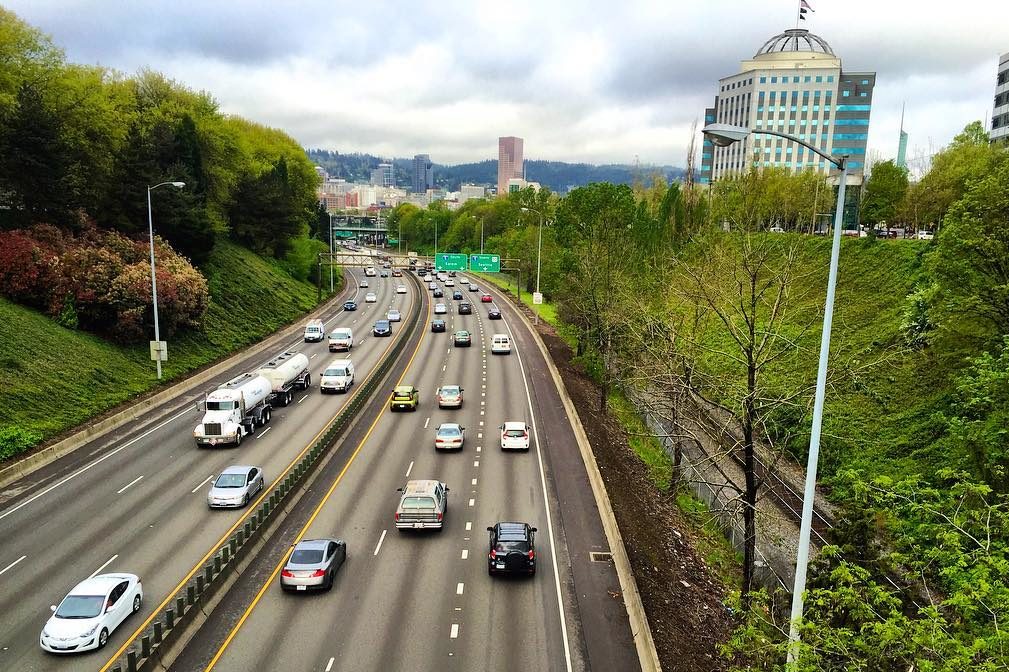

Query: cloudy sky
9 0 1008 170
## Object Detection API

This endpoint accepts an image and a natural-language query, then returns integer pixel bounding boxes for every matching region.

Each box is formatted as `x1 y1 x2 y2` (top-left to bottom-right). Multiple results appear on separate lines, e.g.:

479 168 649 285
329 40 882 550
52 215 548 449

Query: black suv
486 522 537 576
458 302 472 315
431 319 446 333
373 320 392 337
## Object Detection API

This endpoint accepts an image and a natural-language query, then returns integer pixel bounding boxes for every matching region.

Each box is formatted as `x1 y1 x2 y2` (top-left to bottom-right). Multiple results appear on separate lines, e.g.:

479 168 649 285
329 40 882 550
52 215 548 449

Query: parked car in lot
486 522 537 576
40 574 144 653
500 421 530 450
454 330 472 347
481 293 493 303
343 300 357 311
280 538 347 592
491 334 511 354
434 303 447 314
488 307 502 320
365 292 377 303
431 319 446 332
373 319 392 337
207 465 264 508
395 480 449 530
320 359 355 393
435 422 465 450
390 385 419 411
387 308 402 322
436 384 463 408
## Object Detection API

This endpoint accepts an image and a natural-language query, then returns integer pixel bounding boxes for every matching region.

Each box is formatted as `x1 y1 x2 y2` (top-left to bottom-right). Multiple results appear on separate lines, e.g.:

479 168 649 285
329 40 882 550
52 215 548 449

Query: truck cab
194 373 272 447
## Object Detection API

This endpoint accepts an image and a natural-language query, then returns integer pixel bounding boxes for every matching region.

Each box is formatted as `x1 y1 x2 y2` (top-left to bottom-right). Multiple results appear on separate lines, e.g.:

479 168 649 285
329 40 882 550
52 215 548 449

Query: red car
480 293 493 303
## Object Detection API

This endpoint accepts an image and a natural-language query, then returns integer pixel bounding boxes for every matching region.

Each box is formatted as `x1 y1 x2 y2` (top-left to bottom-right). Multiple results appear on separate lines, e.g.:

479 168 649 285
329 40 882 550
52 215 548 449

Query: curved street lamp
147 181 186 380
520 206 550 325
702 122 848 664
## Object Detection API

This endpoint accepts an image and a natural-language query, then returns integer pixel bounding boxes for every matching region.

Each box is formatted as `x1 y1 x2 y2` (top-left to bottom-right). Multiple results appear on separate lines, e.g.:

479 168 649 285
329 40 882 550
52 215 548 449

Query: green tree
860 159 908 227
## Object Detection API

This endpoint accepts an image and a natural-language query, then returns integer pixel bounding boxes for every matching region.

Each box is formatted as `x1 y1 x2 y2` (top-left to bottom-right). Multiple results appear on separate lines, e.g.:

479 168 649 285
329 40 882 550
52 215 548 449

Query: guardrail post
153 621 163 645
196 575 205 596
113 666 122 672
165 607 174 630
228 538 237 557
176 595 185 616
243 521 252 538
213 553 221 574
141 634 151 658
186 585 196 606
127 649 138 672
221 546 230 564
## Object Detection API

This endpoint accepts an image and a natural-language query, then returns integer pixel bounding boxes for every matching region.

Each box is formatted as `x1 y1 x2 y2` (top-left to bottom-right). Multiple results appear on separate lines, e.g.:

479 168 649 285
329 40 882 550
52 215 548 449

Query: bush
0 426 43 461
280 234 330 283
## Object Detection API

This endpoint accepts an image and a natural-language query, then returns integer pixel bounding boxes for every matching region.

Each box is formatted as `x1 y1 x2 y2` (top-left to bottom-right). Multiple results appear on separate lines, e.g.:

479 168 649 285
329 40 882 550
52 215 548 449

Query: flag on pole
799 0 814 20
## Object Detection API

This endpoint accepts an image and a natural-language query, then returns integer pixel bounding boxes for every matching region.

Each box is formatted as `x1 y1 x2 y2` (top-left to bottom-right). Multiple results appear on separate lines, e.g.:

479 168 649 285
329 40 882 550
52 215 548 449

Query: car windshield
324 368 347 377
505 429 526 438
206 400 237 411
55 595 105 619
290 549 324 564
401 496 435 510
439 426 461 437
215 473 247 488
377 321 389 328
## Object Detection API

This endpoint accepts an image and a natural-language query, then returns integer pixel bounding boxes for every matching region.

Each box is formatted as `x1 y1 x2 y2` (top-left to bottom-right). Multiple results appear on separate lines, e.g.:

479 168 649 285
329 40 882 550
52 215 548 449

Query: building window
827 75 834 82
793 76 800 83
835 104 871 112
859 92 868 97
804 76 811 83
771 76 778 83
815 76 823 83
760 76 767 83
842 90 851 97
861 79 869 85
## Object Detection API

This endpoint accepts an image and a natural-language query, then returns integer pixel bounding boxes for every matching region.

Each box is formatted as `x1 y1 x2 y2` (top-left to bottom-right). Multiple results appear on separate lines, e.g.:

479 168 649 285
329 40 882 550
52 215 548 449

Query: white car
396 285 407 294
917 230 935 240
40 573 143 653
364 267 377 277
428 281 438 290
500 421 530 451
388 309 402 322
359 279 369 288
365 292 377 303
435 422 465 451
491 334 511 354
445 278 455 287
434 303 447 314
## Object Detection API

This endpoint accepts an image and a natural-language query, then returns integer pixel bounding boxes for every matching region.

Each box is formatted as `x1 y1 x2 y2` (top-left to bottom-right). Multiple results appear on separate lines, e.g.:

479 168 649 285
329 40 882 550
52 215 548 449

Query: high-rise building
459 184 486 204
370 163 394 187
701 28 875 187
896 104 908 169
412 154 434 193
991 52 1009 145
497 136 524 196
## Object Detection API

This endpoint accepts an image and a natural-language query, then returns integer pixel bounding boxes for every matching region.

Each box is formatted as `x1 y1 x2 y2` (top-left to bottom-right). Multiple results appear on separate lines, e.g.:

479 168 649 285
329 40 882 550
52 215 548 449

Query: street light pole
328 212 335 292
701 123 848 664
521 207 547 325
480 217 485 255
146 180 186 380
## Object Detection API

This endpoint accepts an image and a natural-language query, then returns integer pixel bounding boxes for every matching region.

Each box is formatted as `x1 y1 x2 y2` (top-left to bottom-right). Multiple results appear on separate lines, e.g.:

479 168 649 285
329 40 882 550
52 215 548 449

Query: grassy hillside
0 241 328 453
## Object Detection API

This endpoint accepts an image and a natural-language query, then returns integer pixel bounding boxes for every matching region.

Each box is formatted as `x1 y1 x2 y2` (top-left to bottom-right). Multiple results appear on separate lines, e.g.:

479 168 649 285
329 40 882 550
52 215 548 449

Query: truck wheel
235 430 242 447
263 408 271 424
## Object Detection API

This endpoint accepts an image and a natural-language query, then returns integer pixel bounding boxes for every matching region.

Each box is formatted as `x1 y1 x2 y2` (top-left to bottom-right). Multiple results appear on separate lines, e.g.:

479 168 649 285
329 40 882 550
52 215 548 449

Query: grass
472 271 560 326
608 390 674 490
0 240 333 454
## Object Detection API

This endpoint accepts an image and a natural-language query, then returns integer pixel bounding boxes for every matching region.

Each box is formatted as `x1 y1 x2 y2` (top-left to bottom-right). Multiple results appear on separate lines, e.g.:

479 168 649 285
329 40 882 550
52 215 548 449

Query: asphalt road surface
0 269 415 672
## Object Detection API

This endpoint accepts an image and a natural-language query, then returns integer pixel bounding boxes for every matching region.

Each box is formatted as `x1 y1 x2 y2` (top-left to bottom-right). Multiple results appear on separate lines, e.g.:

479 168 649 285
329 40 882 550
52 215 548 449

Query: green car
390 385 419 411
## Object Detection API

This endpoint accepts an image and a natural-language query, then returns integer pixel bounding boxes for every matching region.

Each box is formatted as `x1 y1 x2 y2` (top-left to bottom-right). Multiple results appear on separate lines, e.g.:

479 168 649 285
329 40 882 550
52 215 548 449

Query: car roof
71 574 137 594
437 423 462 431
294 538 341 550
394 385 415 392
493 333 509 339
219 465 257 475
455 330 469 335
494 522 530 540
503 421 527 430
403 479 442 494
439 384 460 390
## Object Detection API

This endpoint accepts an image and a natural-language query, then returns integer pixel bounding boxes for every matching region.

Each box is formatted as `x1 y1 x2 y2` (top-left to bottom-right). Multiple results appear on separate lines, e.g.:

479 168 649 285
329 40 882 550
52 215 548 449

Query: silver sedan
280 538 347 592
207 466 264 508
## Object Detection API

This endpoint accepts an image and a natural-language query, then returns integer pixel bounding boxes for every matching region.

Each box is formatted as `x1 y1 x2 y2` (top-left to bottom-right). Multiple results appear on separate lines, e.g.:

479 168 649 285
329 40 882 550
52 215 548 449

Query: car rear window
439 427 461 437
332 330 351 338
291 549 324 564
505 429 526 438
494 541 528 552
401 496 435 510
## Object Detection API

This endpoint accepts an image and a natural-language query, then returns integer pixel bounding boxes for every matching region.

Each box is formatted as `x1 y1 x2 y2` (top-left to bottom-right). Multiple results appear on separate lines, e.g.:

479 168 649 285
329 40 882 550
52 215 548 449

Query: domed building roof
755 28 834 57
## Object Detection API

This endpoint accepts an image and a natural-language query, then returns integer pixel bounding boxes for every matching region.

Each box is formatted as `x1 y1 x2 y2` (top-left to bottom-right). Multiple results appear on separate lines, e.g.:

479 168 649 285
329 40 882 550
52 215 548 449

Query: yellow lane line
204 289 430 671
99 285 415 672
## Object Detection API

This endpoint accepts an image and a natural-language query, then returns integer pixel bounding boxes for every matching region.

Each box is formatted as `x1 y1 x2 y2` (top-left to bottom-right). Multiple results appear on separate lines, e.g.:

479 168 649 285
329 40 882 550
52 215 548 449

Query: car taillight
311 569 326 577
523 432 529 439
528 550 535 560
394 512 400 521
437 512 443 521
281 569 294 578
490 549 497 559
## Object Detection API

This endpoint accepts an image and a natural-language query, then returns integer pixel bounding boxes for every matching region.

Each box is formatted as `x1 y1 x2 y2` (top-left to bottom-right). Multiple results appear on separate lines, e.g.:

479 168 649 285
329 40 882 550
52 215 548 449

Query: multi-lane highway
0 267 415 671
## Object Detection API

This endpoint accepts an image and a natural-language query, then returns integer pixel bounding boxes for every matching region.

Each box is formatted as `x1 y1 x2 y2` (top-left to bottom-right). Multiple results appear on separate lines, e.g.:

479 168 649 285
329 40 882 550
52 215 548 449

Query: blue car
344 300 358 311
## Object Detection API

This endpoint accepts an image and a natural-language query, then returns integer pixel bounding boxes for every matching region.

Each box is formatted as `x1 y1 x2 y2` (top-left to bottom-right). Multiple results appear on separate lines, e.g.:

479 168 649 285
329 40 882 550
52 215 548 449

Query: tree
860 159 908 227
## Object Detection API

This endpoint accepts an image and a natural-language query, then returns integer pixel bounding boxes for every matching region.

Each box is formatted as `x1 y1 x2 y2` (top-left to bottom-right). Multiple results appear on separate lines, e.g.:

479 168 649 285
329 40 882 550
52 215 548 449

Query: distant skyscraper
896 103 908 169
370 163 394 187
412 154 434 193
497 137 524 196
991 51 1009 145
701 28 875 187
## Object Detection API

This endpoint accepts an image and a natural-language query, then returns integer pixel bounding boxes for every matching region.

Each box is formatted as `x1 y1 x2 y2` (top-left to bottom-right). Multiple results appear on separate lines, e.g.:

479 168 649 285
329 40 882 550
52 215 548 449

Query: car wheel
242 494 248 507
325 570 334 591
132 594 141 613
98 628 109 649
258 479 264 493
488 567 495 576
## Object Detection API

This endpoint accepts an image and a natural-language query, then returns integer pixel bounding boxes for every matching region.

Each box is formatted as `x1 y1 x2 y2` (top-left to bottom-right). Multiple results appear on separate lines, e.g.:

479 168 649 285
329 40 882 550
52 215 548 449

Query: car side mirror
530 527 538 532
50 605 57 612
396 487 404 492
486 526 493 532
106 605 115 613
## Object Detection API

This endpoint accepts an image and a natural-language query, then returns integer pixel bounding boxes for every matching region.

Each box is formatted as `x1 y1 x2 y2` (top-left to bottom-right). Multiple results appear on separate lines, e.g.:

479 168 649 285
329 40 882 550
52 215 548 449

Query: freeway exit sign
469 254 500 273
436 253 468 271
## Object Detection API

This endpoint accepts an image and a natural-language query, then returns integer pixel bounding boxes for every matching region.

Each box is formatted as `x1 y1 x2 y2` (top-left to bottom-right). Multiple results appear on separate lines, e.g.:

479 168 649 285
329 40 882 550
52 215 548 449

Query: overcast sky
9 0 1009 169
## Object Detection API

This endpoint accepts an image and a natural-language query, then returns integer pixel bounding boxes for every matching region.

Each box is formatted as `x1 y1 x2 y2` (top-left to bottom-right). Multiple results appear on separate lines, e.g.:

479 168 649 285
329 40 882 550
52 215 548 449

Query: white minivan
491 334 511 355
320 359 355 394
329 328 354 352
304 319 325 342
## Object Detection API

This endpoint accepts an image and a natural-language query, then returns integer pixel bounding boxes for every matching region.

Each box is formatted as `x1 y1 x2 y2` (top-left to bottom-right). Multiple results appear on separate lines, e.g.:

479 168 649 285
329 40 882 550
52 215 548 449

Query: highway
170 272 638 672
0 267 416 672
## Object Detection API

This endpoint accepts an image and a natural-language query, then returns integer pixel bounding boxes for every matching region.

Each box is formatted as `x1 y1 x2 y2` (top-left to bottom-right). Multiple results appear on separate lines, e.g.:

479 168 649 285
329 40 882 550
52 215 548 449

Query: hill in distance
306 149 687 193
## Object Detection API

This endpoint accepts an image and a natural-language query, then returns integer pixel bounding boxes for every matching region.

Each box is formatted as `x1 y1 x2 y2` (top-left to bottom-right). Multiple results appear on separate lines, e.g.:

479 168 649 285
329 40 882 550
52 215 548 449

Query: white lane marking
89 554 118 579
465 521 472 531
0 405 195 523
476 446 481 453
257 427 272 439
405 461 414 477
479 421 484 426
447 349 451 354
191 475 215 493
477 433 482 439
373 529 388 556
468 498 475 507
0 555 27 577
473 460 479 467
481 401 486 406
471 478 477 485
424 417 430 429
450 623 459 639
310 353 318 359
480 411 485 416
326 658 335 672
505 320 574 671
460 550 468 560
297 395 308 404
443 365 446 371
116 475 143 494
456 582 464 595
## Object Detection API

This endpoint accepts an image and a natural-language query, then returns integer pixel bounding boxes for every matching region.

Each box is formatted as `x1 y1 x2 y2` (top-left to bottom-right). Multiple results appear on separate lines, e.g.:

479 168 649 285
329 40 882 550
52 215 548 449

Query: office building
370 163 394 187
497 136 524 196
701 28 875 187
459 184 486 204
412 154 434 193
506 178 541 193
991 52 1009 145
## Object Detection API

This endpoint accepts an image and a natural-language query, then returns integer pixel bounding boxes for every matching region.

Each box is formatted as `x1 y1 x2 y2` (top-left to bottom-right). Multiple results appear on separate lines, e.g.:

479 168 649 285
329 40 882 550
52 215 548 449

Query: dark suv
373 319 392 337
486 522 537 576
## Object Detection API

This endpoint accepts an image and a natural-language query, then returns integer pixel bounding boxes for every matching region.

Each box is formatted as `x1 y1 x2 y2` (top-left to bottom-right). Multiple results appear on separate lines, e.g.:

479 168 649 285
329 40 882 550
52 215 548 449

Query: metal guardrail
107 273 424 672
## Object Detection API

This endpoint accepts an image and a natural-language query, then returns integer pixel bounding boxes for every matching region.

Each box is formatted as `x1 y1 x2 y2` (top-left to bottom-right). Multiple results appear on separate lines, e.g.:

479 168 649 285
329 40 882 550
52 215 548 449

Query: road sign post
435 253 468 272
533 292 543 305
469 254 500 273
149 340 168 362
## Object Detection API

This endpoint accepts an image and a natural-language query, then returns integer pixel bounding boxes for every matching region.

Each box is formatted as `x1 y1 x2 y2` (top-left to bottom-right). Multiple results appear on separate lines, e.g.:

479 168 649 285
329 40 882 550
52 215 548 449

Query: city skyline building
991 51 1009 144
700 28 876 188
896 103 908 169
497 136 524 196
412 154 434 193
370 162 394 187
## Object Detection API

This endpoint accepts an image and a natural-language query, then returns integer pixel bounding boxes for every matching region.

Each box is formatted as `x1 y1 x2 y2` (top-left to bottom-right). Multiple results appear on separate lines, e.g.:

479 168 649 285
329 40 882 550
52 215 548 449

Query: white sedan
365 292 377 303
434 303 447 314
500 421 530 451
396 285 407 294
40 573 143 653
359 279 369 288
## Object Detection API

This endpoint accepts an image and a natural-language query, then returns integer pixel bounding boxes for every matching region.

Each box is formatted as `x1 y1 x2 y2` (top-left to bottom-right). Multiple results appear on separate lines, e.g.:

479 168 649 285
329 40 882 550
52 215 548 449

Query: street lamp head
702 123 751 147
170 181 185 188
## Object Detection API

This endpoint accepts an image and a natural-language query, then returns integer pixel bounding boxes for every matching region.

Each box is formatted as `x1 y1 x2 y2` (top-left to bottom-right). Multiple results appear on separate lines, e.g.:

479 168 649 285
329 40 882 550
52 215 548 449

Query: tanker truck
193 373 273 447
257 351 311 407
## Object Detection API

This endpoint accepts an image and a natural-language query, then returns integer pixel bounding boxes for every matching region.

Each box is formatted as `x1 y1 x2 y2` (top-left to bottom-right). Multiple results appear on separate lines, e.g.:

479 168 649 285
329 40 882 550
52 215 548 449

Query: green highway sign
387 238 399 245
436 253 468 271
469 254 501 273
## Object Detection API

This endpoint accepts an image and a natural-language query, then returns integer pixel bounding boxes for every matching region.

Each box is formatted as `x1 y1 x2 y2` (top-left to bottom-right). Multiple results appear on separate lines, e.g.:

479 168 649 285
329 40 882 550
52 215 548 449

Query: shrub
0 426 43 461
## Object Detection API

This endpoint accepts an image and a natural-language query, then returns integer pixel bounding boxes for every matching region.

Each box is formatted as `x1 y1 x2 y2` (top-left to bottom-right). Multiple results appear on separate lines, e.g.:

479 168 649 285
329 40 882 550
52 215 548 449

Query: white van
320 359 355 394
329 327 354 352
491 334 511 355
304 319 325 343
